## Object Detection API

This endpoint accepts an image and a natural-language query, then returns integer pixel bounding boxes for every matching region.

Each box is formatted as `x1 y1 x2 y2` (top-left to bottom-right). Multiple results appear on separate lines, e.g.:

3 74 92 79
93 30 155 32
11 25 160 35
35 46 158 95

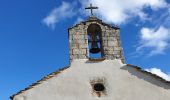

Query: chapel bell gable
68 16 125 63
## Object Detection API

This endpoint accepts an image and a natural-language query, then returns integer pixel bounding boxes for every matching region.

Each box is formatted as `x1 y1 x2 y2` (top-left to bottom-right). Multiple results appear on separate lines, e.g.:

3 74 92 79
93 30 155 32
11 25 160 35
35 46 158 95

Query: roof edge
10 66 70 99
68 16 120 30
127 64 170 85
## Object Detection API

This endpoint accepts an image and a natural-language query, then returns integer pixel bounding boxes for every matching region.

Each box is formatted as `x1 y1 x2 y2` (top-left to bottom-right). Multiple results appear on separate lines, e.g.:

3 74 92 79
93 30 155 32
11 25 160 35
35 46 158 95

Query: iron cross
85 4 98 16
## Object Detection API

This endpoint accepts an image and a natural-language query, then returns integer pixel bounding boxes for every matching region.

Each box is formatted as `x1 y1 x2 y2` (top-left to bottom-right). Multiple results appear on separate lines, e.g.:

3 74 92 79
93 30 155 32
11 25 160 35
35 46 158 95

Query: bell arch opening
87 24 104 59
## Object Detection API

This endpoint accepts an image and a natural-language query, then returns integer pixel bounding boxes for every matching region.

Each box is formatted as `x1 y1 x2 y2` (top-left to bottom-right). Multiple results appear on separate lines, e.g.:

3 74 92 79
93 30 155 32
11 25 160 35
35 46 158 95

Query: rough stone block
102 36 107 41
106 54 115 59
72 40 86 44
113 40 119 47
109 31 116 37
72 34 85 40
107 50 114 54
107 36 114 41
79 55 87 59
115 54 121 58
72 54 79 59
73 49 86 54
101 31 106 37
79 44 87 48
70 43 79 49
107 47 114 51
108 41 114 47
84 35 88 40
105 32 110 37
114 50 121 55
114 47 122 51
102 41 108 47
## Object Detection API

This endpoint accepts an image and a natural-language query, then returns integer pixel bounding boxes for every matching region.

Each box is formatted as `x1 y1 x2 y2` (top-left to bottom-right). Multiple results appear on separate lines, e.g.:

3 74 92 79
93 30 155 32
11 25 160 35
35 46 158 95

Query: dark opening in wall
93 83 105 92
90 78 107 97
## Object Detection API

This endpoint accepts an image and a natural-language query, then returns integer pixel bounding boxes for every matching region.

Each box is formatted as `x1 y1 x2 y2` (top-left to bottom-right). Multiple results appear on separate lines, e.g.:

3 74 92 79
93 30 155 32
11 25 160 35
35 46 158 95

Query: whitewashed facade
12 60 170 100
11 11 170 100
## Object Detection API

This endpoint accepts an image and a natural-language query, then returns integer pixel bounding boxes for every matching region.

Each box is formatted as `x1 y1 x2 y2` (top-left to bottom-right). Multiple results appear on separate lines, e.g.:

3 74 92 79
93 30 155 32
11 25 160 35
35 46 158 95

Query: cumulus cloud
42 0 170 56
43 0 169 28
81 0 168 24
42 2 76 29
145 68 170 81
137 26 170 56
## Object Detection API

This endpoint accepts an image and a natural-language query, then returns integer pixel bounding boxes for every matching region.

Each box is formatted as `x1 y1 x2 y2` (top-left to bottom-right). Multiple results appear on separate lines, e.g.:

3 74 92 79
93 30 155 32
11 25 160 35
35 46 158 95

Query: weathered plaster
13 59 170 100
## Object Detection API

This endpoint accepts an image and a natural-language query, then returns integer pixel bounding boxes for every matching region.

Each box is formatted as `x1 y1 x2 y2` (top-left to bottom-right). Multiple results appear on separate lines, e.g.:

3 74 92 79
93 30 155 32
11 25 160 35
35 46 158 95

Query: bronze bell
89 34 101 54
90 41 101 53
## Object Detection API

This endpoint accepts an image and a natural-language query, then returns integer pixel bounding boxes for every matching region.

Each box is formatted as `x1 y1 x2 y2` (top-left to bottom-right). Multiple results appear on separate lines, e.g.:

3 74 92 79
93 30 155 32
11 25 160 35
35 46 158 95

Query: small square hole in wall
90 77 107 97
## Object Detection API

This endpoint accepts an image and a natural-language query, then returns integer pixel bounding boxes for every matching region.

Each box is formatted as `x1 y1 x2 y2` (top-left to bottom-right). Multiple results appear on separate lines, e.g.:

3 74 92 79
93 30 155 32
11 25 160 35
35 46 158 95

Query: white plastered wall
14 59 170 100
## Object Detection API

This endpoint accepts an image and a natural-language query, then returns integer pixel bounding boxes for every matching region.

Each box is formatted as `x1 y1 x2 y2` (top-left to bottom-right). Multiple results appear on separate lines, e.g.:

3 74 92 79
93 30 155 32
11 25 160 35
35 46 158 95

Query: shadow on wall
121 65 170 89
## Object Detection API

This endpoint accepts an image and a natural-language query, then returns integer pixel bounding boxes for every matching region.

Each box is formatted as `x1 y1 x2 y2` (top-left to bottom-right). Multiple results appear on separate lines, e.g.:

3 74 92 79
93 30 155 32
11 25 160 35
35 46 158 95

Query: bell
90 40 101 54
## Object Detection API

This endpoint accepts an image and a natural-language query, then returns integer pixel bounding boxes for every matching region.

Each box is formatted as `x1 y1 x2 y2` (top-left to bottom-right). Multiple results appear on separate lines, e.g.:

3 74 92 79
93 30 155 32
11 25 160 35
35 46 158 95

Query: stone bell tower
68 4 124 63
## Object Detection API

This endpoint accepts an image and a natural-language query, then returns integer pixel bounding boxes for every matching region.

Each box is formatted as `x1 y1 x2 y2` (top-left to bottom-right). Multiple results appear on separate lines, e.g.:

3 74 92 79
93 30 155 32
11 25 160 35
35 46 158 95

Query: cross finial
85 3 98 16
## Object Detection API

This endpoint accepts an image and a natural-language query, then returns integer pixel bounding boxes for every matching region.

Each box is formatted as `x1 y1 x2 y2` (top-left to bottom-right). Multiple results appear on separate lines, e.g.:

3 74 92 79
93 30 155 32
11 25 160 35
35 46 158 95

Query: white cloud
43 0 169 29
42 0 170 30
137 26 170 56
42 0 170 56
145 68 170 81
81 0 168 24
42 2 76 29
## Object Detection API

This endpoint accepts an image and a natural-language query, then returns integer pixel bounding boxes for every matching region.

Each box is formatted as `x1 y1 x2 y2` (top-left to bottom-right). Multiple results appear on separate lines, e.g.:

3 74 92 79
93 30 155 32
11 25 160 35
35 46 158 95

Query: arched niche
87 23 104 59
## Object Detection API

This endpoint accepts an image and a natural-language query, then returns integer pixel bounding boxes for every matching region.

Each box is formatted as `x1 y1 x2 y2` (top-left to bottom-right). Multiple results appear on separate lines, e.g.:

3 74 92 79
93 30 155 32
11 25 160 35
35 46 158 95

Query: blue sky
0 0 170 100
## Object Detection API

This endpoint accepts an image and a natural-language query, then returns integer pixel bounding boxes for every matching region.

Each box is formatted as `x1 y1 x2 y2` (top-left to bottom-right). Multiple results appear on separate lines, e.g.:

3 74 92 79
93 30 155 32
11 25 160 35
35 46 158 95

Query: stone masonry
68 16 125 63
